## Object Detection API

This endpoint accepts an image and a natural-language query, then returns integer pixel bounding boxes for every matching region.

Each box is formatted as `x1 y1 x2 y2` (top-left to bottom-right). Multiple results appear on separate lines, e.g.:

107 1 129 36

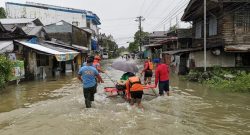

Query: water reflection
0 73 76 112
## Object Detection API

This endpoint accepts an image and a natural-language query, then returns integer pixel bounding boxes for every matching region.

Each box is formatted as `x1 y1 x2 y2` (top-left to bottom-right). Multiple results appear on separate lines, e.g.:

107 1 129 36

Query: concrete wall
6 4 87 28
188 50 235 68
28 52 53 79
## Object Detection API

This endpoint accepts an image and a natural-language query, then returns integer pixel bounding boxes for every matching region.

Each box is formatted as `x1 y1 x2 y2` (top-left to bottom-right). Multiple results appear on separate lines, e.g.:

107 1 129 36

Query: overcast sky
0 0 191 47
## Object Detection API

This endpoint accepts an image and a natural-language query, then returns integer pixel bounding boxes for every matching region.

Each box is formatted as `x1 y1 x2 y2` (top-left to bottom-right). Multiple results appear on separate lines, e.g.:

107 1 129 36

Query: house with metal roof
181 0 250 69
0 18 50 41
45 20 91 50
5 2 101 36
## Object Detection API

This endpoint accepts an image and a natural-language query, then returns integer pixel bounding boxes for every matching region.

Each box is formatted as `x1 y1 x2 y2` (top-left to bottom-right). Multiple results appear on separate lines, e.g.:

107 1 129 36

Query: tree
0 7 6 19
0 55 13 89
98 33 119 58
128 30 149 53
169 24 177 32
128 42 138 53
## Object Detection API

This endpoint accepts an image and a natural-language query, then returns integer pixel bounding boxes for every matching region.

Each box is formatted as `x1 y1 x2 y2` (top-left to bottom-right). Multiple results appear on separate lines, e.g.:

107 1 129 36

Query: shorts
130 91 143 99
159 80 169 95
144 70 153 77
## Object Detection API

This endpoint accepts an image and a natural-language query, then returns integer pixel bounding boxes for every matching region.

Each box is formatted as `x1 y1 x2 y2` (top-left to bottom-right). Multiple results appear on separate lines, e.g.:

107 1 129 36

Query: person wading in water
78 56 104 108
154 59 170 96
141 57 154 85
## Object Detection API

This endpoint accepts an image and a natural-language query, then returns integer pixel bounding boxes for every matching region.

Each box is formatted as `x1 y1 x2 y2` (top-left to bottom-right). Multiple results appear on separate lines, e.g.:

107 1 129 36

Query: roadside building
180 0 250 70
143 31 167 59
0 22 34 81
45 20 91 49
45 20 91 68
13 40 79 80
143 29 192 74
0 18 49 41
161 29 192 74
5 1 101 52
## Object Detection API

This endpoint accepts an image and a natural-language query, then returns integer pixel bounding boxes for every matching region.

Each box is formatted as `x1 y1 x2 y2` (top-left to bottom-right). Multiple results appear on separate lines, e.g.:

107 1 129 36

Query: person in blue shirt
78 56 104 108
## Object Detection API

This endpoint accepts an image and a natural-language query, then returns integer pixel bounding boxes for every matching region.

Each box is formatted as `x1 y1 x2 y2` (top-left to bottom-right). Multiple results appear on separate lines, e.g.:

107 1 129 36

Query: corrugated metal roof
17 41 64 54
15 41 79 61
0 18 37 25
162 47 203 55
149 31 167 37
0 41 13 53
0 22 5 32
22 26 43 35
40 43 78 53
2 24 27 35
2 24 16 32
45 21 72 33
72 45 88 51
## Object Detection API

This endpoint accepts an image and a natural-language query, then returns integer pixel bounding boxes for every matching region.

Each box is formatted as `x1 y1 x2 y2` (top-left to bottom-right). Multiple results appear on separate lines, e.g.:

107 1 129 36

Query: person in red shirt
154 59 170 96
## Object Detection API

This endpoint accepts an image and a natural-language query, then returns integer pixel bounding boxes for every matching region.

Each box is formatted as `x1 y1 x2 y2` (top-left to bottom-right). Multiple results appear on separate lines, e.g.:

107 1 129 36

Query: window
36 54 49 66
209 16 217 36
234 6 250 34
195 21 202 38
86 20 91 28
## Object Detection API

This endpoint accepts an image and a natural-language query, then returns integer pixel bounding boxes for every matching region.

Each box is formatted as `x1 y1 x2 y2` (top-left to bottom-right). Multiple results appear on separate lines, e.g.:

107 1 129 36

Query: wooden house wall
191 3 250 47
223 5 250 45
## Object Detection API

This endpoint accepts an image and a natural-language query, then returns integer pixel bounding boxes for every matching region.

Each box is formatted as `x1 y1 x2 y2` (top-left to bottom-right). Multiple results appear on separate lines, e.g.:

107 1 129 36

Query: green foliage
99 34 118 52
169 24 177 32
0 7 6 19
128 42 139 52
117 46 127 54
186 67 250 92
0 55 14 89
128 30 149 53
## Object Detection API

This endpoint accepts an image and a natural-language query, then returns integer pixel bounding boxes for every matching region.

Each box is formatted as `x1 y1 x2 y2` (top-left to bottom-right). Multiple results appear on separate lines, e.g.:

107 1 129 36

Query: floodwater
0 59 249 135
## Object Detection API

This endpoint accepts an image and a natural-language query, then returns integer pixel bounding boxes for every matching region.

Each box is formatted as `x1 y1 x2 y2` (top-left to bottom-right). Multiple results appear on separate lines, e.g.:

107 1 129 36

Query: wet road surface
0 59 249 135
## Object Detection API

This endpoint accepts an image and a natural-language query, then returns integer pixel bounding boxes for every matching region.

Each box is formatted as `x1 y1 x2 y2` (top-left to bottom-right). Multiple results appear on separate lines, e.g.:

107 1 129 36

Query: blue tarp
28 37 38 44
91 39 97 50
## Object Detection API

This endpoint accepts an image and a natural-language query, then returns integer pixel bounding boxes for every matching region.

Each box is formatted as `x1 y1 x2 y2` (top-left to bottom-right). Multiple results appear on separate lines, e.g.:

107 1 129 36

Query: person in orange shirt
93 55 106 73
125 73 144 109
141 57 153 85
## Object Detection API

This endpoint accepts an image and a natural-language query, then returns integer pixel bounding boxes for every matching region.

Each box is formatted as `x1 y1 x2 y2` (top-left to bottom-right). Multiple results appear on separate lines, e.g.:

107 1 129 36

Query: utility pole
204 0 207 72
135 16 145 52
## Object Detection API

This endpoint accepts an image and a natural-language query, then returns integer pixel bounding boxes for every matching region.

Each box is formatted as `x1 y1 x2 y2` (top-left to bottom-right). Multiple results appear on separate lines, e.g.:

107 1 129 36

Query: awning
15 41 79 61
143 44 162 47
224 45 250 52
0 41 13 53
162 47 202 55
72 44 88 51
44 41 88 52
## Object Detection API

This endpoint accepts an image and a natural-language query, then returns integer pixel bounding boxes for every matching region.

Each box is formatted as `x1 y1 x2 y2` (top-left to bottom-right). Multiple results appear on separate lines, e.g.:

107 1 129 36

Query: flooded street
0 59 250 135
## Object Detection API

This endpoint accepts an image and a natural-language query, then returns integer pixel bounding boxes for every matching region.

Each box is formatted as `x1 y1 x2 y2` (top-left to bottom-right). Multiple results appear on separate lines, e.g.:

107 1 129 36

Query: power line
141 0 155 17
138 0 146 16
151 0 188 31
150 0 187 29
102 17 135 21
144 0 164 18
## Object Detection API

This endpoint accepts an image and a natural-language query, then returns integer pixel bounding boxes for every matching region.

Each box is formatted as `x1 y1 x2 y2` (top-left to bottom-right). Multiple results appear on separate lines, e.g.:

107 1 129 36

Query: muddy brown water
0 59 249 135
